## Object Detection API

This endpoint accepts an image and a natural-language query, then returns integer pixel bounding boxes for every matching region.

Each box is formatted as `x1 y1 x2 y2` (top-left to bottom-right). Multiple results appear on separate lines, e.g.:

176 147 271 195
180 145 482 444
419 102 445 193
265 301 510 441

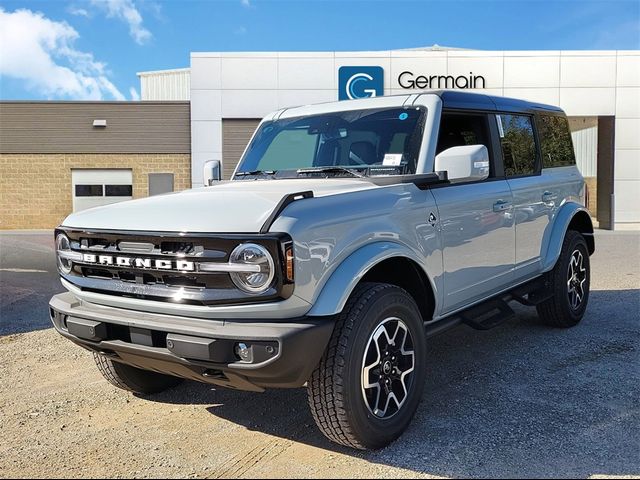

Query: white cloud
0 8 125 100
129 86 140 101
234 26 247 35
68 6 90 17
90 0 151 45
241 0 251 7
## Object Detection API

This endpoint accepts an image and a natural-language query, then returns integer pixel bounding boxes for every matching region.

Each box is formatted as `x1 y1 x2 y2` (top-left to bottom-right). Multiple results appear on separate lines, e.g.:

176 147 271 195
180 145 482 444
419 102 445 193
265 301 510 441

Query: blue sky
1 0 638 101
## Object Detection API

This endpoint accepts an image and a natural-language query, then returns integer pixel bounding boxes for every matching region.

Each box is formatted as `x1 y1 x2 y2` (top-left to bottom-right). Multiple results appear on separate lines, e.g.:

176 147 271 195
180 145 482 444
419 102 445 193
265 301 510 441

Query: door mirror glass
203 160 222 185
434 145 490 182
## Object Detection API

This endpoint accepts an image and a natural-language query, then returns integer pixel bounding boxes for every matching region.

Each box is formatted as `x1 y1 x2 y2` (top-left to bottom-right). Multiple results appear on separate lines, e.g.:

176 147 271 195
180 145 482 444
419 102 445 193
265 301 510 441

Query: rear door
496 113 552 280
431 111 515 314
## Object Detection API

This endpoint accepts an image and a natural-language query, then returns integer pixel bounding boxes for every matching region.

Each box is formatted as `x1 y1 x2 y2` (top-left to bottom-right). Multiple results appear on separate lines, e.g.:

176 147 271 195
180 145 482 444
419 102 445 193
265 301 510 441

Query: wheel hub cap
382 361 392 375
361 317 415 419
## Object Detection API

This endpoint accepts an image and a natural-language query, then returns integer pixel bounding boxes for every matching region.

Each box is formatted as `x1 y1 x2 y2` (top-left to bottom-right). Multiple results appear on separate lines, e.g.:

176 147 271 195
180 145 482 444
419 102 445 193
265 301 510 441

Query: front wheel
537 230 591 328
94 354 183 395
307 283 427 450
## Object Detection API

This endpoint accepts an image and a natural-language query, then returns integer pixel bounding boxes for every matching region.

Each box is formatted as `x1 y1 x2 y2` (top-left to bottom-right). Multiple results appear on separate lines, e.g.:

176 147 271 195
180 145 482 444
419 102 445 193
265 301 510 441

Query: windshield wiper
234 170 277 177
296 167 364 178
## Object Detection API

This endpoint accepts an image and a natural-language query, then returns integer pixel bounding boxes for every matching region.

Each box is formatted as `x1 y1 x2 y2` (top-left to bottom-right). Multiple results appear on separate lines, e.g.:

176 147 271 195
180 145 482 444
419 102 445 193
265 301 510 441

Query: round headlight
229 243 274 294
56 233 73 274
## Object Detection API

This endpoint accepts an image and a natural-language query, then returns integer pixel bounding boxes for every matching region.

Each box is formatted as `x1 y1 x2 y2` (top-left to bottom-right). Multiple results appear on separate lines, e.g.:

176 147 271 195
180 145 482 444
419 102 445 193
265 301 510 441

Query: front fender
306 241 430 317
540 202 594 273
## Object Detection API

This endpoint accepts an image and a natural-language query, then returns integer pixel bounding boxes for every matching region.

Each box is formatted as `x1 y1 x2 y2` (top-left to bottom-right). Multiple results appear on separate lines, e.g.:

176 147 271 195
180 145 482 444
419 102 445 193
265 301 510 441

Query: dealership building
1 46 638 229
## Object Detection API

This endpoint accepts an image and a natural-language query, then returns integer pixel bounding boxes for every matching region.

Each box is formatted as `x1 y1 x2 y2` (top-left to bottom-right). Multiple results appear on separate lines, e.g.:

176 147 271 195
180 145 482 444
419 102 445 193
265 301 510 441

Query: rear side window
538 115 576 168
497 114 537 177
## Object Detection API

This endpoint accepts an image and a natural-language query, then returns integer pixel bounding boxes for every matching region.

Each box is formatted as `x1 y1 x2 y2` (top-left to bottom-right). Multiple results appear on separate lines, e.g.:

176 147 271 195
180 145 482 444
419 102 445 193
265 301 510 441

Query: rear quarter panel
539 165 591 271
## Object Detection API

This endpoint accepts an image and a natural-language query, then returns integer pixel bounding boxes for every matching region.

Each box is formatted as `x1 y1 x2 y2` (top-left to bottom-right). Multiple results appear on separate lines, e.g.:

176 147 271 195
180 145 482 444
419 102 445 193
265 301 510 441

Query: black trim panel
50 291 335 391
260 191 313 233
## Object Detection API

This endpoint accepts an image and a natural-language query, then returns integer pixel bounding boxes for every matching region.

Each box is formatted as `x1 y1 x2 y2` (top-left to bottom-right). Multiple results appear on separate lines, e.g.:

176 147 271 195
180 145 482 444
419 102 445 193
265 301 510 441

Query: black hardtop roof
430 90 564 114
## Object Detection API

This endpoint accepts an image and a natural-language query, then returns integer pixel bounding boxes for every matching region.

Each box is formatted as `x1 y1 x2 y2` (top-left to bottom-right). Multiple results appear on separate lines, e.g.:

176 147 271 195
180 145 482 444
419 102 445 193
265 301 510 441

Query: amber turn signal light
285 245 294 282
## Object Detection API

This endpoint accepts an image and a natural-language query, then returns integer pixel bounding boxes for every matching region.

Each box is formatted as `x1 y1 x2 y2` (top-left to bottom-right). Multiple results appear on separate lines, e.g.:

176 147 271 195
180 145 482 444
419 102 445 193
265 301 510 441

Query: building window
105 184 133 197
75 185 103 197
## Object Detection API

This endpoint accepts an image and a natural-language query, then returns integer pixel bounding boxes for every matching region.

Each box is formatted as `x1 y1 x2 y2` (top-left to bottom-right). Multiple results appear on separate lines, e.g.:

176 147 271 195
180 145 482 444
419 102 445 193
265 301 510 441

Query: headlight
56 233 74 274
229 243 274 294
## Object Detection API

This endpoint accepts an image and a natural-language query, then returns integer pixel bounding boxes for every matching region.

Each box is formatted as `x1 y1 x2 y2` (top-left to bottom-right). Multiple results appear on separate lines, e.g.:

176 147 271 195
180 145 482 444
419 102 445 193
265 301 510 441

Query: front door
431 111 515 314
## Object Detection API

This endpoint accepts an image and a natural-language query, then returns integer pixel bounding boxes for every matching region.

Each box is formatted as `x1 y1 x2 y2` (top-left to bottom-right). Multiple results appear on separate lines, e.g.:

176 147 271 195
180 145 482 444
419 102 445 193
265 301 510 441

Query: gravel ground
0 230 638 478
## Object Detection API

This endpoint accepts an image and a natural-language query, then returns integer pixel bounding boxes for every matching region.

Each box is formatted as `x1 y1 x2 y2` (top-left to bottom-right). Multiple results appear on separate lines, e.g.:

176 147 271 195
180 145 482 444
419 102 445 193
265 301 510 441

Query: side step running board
510 277 553 306
423 276 554 337
460 298 515 331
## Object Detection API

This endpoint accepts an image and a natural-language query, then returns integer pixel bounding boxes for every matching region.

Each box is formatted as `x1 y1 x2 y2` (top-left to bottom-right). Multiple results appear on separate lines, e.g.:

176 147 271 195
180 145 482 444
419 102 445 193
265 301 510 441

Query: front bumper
49 292 334 392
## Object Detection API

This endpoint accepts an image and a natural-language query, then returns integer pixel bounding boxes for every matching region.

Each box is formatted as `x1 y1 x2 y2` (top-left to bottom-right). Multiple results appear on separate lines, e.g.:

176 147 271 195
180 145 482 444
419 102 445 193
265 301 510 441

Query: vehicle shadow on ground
146 288 639 478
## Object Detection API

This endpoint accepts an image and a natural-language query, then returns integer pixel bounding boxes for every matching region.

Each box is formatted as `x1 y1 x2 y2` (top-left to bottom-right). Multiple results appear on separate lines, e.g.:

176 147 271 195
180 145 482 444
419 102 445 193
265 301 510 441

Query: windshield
235 106 426 178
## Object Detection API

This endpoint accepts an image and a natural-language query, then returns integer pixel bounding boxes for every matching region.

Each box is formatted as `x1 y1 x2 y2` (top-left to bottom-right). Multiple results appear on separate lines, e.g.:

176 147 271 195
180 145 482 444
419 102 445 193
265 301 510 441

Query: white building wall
189 49 640 225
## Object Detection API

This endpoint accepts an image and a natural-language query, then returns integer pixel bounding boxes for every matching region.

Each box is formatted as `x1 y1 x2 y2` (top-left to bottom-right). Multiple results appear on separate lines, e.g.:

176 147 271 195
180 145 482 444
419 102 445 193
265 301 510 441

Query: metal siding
0 102 190 154
222 119 261 179
139 69 190 101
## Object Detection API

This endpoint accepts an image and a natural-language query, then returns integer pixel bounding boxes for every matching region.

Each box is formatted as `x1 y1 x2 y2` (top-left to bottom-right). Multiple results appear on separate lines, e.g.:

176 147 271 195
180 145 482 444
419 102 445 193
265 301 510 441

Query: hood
61 178 378 233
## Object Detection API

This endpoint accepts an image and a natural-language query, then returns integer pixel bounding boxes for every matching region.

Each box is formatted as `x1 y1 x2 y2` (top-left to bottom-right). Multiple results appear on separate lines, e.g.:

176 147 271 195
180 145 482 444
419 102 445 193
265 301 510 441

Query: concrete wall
189 49 640 225
0 154 191 229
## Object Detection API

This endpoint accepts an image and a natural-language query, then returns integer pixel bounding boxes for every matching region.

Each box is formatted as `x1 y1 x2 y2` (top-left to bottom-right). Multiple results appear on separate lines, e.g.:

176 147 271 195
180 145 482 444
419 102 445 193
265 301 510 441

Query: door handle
493 200 512 212
542 191 558 202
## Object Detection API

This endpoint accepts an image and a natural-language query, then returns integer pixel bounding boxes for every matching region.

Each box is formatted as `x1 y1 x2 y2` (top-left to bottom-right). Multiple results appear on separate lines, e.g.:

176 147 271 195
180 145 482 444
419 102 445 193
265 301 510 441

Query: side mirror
434 145 490 182
203 160 222 186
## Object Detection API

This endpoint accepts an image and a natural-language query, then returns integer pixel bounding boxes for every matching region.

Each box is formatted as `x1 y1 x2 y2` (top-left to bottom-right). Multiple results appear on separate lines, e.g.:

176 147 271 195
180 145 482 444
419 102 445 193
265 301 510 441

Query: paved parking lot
0 230 638 478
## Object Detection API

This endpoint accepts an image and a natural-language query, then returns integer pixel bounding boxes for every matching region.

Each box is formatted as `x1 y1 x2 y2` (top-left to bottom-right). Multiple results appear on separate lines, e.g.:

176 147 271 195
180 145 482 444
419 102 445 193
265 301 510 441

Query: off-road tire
94 353 183 395
307 282 427 450
537 230 591 328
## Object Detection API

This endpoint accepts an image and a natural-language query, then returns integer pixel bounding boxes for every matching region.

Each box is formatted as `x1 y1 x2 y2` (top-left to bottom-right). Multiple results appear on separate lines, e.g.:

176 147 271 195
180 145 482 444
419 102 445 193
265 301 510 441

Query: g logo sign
338 66 384 101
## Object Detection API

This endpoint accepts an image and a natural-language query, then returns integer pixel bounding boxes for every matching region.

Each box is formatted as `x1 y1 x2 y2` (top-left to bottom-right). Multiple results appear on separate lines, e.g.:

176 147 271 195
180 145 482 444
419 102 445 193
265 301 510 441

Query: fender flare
540 202 594 273
306 241 434 317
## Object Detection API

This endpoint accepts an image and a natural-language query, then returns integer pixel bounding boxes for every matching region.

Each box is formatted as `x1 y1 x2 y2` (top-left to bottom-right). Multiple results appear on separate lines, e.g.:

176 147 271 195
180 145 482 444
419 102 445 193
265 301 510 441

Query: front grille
57 228 293 305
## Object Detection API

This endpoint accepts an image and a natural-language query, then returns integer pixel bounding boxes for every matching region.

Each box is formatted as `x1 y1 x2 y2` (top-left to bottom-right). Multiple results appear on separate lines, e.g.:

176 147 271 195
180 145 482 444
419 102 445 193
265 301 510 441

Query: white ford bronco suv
50 91 594 449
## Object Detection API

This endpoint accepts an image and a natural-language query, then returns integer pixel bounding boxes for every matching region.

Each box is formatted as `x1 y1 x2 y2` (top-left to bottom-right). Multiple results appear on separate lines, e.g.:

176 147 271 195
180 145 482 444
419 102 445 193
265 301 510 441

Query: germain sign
338 66 486 100
397 71 486 90
338 66 384 100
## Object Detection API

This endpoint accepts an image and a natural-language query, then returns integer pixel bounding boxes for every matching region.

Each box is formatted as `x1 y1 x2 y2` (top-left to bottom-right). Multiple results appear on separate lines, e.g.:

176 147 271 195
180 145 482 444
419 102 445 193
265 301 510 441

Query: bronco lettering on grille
81 253 195 271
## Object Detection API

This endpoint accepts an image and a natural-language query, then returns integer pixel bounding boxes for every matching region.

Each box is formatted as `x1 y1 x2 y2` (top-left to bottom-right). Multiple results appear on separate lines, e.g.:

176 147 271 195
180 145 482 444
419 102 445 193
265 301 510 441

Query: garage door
222 119 261 180
72 169 133 212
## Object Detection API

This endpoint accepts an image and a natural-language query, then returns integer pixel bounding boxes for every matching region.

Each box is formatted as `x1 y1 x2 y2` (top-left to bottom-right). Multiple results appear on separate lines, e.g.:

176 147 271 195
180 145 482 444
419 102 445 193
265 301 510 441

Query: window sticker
398 112 409 121
383 153 403 166
496 115 505 138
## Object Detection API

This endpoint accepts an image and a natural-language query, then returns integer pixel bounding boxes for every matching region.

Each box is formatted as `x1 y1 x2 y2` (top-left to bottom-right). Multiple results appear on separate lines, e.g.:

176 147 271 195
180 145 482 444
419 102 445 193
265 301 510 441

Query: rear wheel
307 283 427 450
537 230 591 328
93 353 183 395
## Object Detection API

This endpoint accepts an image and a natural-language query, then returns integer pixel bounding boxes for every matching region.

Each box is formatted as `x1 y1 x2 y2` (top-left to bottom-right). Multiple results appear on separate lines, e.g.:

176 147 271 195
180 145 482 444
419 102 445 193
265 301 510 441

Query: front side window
497 114 537 177
436 112 493 178
538 115 576 168
237 107 426 178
